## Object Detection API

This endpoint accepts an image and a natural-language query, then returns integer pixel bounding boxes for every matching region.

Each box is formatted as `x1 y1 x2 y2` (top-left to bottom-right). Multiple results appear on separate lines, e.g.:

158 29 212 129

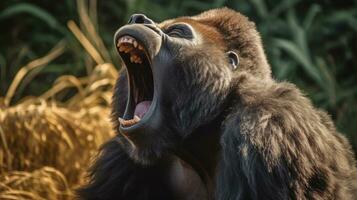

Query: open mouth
116 35 154 128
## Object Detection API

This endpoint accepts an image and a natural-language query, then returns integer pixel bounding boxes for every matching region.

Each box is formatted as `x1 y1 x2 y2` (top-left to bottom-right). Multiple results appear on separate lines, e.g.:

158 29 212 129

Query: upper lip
114 24 162 60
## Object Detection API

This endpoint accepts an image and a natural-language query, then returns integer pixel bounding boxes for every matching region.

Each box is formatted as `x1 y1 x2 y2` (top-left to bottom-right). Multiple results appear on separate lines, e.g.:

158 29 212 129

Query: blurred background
0 0 356 199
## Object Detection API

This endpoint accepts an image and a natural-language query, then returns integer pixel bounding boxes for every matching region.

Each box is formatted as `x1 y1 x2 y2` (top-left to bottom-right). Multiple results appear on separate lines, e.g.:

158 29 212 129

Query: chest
167 158 212 200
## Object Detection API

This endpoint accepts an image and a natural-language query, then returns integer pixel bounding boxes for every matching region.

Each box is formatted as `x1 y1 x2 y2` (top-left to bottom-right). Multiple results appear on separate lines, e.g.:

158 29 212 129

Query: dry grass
0 167 73 200
0 60 117 200
0 101 114 199
0 102 113 182
0 1 119 199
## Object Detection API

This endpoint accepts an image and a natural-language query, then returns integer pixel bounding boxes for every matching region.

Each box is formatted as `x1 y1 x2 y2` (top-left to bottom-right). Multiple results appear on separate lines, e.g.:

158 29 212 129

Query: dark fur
79 8 357 200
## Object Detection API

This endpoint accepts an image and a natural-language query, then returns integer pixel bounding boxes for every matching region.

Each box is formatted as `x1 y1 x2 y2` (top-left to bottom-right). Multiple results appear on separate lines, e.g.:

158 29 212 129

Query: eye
227 51 239 71
168 28 184 37
166 24 193 39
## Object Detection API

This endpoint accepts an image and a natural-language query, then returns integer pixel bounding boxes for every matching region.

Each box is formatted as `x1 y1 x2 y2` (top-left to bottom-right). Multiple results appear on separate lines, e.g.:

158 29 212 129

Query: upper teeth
117 36 136 46
117 35 145 64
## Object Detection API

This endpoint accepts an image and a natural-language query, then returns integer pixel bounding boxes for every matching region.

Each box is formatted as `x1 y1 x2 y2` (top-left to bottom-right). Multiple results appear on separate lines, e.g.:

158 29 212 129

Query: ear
226 51 239 71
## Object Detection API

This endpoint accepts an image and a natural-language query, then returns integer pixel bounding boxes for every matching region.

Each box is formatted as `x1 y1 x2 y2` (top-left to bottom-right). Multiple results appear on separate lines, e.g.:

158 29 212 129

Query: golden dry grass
0 1 119 198
0 167 73 200
0 63 117 200
0 101 113 199
0 102 113 181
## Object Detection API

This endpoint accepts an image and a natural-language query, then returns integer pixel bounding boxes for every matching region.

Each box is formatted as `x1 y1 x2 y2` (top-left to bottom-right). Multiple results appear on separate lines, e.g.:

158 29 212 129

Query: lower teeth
119 115 141 127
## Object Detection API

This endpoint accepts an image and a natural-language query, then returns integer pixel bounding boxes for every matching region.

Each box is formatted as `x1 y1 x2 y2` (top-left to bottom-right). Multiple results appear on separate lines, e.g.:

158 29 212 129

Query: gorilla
79 8 357 200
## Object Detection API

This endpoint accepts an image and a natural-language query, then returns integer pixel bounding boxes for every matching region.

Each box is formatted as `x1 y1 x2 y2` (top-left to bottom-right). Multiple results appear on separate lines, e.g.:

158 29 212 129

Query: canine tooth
118 117 125 124
133 41 138 48
134 115 140 121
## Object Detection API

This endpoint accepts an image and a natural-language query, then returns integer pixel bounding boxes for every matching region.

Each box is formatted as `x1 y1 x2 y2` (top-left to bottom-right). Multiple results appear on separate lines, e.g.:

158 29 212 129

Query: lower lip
120 97 157 131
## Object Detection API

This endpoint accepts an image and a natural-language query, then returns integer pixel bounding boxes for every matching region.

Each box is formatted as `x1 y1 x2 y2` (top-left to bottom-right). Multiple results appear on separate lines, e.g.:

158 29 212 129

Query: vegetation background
0 0 356 199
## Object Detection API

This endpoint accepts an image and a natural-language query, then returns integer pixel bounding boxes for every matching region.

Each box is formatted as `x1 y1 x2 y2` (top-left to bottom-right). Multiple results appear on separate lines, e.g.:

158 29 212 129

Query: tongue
134 101 152 119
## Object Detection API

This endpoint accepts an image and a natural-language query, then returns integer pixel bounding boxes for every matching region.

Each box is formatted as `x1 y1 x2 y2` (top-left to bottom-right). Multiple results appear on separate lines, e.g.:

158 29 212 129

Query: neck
178 92 236 177
174 114 224 199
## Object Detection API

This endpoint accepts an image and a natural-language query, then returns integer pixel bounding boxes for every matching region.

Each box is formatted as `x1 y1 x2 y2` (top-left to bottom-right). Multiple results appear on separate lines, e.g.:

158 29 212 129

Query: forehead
158 17 226 48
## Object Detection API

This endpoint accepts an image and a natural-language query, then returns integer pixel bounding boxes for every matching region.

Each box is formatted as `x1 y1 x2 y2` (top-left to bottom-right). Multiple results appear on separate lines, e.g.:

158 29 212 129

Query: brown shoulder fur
219 72 357 199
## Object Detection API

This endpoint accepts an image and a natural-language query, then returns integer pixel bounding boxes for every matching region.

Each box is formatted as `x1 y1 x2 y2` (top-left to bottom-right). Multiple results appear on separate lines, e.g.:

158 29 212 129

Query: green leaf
0 3 64 33
303 4 321 31
273 38 323 86
250 0 268 19
271 0 300 17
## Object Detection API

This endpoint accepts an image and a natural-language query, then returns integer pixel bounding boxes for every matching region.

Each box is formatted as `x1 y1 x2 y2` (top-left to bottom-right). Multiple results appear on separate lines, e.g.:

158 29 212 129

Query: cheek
171 57 232 131
181 56 232 96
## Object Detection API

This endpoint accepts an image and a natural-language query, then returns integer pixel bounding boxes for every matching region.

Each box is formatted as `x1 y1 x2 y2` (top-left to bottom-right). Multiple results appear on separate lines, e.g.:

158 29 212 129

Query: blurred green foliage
0 0 356 151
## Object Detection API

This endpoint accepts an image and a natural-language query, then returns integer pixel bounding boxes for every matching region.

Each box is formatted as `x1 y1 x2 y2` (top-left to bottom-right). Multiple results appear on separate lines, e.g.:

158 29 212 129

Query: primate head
112 8 271 164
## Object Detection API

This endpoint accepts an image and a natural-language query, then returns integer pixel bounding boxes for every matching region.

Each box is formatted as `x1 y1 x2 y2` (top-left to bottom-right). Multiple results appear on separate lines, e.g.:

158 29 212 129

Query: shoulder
233 73 308 109
224 73 339 163
230 73 316 129
221 74 357 199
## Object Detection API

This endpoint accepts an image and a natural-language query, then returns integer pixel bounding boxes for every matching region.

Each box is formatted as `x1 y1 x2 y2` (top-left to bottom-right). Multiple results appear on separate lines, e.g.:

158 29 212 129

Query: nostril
128 14 154 25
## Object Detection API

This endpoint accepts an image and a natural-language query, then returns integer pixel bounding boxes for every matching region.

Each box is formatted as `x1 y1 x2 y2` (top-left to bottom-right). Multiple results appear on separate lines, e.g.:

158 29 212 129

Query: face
113 13 234 164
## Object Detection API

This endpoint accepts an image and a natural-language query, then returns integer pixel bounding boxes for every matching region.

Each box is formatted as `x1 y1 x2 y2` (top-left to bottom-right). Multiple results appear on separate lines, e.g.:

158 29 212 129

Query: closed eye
168 28 184 37
166 24 193 39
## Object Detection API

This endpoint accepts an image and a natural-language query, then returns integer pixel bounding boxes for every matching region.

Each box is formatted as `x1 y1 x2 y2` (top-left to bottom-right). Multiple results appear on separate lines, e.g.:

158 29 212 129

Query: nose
128 14 155 25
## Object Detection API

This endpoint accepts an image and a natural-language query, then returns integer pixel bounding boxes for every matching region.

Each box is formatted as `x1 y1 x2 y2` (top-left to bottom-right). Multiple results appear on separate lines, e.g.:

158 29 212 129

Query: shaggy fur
79 8 357 200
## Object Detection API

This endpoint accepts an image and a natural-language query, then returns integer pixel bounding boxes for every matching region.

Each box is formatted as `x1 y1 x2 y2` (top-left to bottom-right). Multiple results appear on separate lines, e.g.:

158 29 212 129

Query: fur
79 8 357 200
